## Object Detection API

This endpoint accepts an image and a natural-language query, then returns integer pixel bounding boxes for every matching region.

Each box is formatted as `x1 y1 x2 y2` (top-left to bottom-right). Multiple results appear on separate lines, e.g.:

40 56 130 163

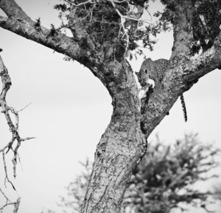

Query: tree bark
82 61 147 213
1 1 221 213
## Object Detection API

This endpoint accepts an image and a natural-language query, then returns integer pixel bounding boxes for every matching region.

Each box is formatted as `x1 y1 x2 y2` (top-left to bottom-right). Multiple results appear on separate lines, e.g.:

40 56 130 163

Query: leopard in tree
137 58 187 122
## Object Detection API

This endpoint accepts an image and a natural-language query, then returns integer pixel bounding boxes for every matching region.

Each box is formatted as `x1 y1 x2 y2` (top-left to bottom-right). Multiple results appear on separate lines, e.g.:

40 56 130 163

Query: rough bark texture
1 0 221 213
82 61 147 213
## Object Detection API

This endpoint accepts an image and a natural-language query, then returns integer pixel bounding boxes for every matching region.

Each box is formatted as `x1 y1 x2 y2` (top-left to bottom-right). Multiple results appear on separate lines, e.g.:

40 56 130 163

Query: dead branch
0 52 34 213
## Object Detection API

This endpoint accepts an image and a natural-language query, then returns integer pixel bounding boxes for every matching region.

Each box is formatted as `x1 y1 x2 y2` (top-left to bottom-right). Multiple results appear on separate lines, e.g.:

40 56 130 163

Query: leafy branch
54 0 165 61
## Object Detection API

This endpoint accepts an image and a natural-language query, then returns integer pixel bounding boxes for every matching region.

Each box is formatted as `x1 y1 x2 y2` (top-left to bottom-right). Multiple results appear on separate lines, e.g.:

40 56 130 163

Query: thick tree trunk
82 61 147 213
83 114 146 213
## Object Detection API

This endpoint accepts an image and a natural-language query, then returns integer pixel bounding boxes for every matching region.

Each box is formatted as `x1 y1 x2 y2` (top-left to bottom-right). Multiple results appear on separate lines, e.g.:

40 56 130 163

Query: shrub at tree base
56 133 220 213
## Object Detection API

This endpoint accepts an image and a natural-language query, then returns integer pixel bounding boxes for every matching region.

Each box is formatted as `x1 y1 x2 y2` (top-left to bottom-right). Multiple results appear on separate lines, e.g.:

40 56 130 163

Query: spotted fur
137 58 169 87
137 58 188 122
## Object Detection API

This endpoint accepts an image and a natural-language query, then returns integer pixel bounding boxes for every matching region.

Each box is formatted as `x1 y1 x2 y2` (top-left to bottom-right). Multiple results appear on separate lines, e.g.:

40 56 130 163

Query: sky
0 0 221 213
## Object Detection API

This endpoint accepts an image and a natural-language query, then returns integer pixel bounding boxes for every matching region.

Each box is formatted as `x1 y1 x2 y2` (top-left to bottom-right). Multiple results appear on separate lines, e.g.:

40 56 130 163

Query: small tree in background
59 159 92 213
54 133 220 213
124 133 220 213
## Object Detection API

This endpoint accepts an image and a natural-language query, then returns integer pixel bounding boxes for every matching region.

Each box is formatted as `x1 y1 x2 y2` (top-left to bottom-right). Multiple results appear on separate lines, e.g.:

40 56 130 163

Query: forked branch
0 51 34 213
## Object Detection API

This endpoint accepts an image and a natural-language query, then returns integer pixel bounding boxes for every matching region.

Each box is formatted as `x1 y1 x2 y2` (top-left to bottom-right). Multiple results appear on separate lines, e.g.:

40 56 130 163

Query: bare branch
18 102 32 112
0 15 85 64
2 152 16 190
0 0 96 68
109 0 149 54
0 188 20 213
0 53 33 212
0 0 32 22
72 0 94 7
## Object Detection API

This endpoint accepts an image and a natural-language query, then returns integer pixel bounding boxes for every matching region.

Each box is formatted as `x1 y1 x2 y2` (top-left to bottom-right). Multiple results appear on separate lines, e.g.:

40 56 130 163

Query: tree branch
0 0 32 22
169 0 195 59
0 53 29 213
0 0 93 68
0 54 35 180
0 15 87 63
0 188 21 213
141 31 221 136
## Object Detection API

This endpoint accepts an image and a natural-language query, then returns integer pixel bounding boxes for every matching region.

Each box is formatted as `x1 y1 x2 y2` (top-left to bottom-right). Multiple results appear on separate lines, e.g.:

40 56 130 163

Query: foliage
54 0 170 61
124 133 220 213
53 134 220 213
57 159 92 213
159 0 221 55
53 0 221 59
192 0 221 53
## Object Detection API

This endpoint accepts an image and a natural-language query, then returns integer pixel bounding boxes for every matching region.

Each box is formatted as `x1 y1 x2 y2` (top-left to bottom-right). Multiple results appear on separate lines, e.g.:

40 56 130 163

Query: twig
0 187 11 202
13 197 21 213
110 0 130 52
109 0 151 54
2 152 16 190
0 188 21 213
18 102 32 112
0 52 34 213
72 0 93 7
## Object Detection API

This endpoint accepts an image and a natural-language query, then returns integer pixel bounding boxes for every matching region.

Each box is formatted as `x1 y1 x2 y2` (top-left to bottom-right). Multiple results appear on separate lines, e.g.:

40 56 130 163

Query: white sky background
0 0 221 213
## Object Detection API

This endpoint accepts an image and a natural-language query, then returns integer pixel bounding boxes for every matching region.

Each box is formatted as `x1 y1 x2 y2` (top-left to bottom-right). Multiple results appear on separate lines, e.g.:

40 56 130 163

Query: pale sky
0 1 221 213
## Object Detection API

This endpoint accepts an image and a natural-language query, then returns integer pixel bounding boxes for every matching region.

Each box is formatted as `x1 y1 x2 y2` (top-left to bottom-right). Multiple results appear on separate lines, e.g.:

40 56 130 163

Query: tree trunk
83 114 146 213
82 61 147 213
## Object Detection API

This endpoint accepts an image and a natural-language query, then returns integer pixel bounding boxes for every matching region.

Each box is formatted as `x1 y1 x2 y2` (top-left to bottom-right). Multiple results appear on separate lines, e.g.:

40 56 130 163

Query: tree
55 134 221 213
57 159 92 213
1 0 221 212
124 133 220 213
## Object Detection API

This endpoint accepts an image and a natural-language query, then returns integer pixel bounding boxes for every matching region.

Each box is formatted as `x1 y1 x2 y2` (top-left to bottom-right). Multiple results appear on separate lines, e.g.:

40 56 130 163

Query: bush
55 133 221 213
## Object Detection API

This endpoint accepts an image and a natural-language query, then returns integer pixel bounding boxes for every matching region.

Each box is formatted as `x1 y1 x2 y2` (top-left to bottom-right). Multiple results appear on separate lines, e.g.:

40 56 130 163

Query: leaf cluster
124 133 220 213
192 0 221 54
54 0 171 60
158 0 221 55
54 1 126 60
54 1 123 40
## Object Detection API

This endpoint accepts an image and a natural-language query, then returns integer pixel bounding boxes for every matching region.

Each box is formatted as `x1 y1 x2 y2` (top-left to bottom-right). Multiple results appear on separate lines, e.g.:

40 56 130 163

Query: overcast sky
0 1 221 213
